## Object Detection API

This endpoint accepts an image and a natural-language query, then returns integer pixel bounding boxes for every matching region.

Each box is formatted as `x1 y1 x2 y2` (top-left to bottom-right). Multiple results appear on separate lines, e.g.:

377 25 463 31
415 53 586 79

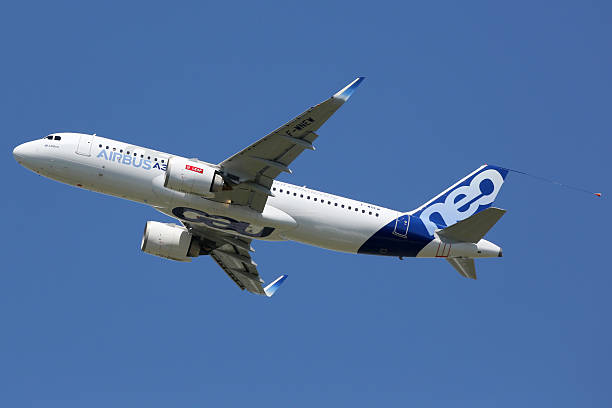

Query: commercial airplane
13 77 508 297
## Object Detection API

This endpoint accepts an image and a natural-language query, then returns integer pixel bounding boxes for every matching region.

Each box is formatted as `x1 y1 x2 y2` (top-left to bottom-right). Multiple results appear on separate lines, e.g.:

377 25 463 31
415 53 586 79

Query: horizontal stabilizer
264 275 288 297
438 207 506 243
447 258 477 280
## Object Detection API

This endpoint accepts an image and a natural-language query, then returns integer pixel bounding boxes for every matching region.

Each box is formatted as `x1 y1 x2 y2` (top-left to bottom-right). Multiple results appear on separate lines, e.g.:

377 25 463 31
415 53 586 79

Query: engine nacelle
141 221 201 262
164 157 227 197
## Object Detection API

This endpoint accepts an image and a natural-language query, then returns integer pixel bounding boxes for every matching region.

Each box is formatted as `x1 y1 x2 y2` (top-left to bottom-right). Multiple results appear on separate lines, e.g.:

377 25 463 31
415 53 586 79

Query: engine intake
164 157 228 196
141 221 201 262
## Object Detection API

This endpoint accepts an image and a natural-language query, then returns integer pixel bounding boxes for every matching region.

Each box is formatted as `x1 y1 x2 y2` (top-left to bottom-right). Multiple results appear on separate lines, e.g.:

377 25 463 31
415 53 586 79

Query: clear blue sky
1 1 610 406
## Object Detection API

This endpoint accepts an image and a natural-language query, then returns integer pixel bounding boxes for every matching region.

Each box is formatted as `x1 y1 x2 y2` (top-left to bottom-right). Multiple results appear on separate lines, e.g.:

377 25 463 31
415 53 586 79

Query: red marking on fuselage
435 242 451 257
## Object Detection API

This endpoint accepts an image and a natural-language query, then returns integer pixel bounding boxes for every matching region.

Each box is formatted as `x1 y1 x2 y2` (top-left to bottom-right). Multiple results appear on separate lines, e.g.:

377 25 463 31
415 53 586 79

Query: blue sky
1 1 610 406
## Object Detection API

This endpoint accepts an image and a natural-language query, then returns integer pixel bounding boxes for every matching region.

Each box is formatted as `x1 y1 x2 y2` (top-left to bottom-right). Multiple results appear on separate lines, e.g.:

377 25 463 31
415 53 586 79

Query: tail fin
412 165 508 236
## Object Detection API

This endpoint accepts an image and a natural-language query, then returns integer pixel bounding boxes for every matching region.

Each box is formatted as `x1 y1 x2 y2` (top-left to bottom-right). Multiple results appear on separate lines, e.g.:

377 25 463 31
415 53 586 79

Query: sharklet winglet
333 77 365 102
264 274 288 297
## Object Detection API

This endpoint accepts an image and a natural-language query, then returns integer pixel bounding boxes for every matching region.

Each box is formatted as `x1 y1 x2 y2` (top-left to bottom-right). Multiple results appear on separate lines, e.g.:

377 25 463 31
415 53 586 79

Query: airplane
13 77 508 297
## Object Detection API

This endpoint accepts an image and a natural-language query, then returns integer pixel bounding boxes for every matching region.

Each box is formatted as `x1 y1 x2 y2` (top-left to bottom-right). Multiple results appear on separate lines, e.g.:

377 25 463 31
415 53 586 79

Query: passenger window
154 158 158 161
126 151 130 155
307 196 310 199
369 211 372 215
341 205 345 208
314 198 317 201
99 144 102 147
273 187 276 191
280 189 283 193
106 146 109 149
161 160 165 163
300 194 303 198
335 203 338 206
293 193 297 196
287 191 290 194
120 149 123 153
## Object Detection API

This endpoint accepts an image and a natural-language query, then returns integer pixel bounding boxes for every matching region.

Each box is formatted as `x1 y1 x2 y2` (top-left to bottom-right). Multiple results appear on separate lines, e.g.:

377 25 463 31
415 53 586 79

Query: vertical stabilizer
413 165 508 236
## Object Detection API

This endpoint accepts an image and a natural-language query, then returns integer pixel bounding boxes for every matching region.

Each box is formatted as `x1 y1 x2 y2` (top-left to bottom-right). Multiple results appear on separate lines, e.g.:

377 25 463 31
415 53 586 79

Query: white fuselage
13 133 501 259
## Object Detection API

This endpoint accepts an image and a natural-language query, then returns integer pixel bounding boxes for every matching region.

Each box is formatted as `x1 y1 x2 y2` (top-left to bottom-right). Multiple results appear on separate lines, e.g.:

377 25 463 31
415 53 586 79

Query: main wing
183 221 287 296
213 77 365 212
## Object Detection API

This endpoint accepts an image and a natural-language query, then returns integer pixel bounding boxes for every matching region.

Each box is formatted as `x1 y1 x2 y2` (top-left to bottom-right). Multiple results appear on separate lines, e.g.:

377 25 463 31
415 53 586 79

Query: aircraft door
393 214 410 237
76 134 94 156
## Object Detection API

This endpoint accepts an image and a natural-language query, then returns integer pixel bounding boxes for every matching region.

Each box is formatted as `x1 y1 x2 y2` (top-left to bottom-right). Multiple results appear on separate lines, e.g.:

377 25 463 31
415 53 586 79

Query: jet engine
164 157 230 197
141 221 201 262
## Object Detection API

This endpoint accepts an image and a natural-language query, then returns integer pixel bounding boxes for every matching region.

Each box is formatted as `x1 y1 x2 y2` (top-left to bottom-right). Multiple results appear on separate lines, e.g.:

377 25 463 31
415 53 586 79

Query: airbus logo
419 169 505 235
96 150 167 171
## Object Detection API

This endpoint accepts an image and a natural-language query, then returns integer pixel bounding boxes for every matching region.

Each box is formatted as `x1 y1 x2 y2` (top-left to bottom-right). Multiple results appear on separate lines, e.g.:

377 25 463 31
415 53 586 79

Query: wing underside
210 240 265 295
214 77 364 212
183 221 286 296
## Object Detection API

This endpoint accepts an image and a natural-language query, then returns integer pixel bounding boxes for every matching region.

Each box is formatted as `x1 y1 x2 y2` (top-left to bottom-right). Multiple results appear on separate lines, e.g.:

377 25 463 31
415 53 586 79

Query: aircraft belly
278 210 386 253
156 197 298 241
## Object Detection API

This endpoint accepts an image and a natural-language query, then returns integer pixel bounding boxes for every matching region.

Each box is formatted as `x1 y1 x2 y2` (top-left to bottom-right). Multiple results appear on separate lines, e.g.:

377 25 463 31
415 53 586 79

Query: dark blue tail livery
413 164 508 236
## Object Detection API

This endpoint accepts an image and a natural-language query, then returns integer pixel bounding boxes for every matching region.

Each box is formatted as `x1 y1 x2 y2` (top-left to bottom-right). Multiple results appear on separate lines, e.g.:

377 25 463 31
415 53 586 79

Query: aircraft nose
13 141 40 166
13 143 27 161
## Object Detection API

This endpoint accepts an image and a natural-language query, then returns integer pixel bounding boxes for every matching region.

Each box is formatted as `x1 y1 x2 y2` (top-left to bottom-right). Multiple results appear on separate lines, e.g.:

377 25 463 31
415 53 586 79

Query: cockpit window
54 136 61 141
46 136 53 140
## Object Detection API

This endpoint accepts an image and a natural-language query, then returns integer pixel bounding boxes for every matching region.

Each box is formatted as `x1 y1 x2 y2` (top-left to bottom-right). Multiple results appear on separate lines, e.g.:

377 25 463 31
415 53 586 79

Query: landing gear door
393 214 410 237
76 134 94 156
